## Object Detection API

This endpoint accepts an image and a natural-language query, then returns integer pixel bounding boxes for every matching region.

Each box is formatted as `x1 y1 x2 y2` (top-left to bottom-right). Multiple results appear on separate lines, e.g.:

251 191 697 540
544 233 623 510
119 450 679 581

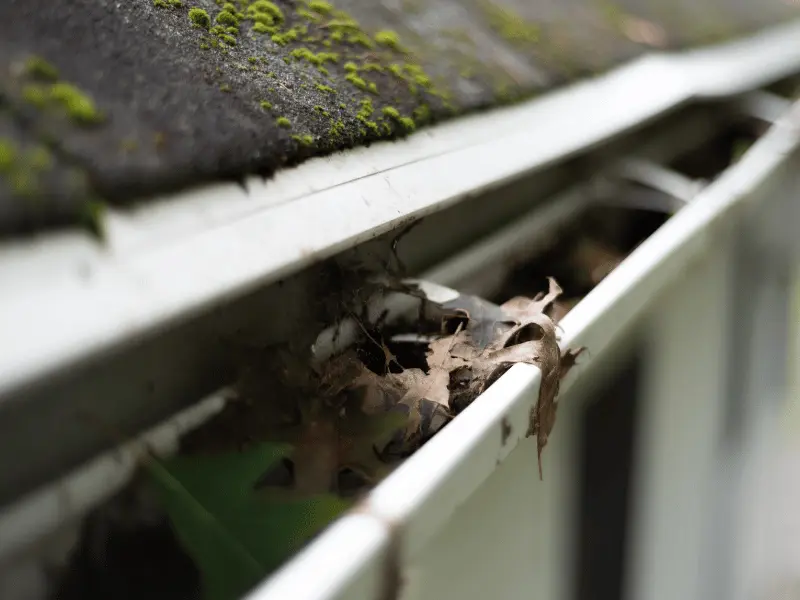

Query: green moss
260 100 273 110
272 27 302 46
326 14 375 48
49 83 103 123
398 116 415 131
266 72 276 78
81 199 106 240
253 22 277 34
315 83 336 93
169 0 183 6
374 30 402 50
362 63 385 73
338 102 346 108
28 147 52 171
153 0 168 7
225 26 239 34
220 34 237 46
247 1 284 25
276 116 292 128
25 56 59 81
482 2 540 46
346 72 377 94
309 1 333 14
381 106 415 131
404 63 432 88
292 134 314 145
222 2 236 12
329 120 346 138
0 139 15 174
216 10 239 26
220 83 232 92
347 31 374 48
297 8 322 22
412 104 430 124
10 171 36 198
22 85 48 109
355 98 379 134
289 48 339 70
344 62 358 73
200 42 211 50
388 63 404 78
248 56 258 64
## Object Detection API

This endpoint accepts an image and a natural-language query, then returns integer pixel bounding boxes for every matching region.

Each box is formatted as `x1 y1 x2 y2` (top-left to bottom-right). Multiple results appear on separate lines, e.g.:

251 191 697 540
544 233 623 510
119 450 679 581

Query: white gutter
247 92 800 600
1 20 800 401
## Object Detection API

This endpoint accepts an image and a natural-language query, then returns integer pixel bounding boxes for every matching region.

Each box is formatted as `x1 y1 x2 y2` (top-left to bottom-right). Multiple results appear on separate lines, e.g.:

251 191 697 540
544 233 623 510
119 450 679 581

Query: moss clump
292 134 314 146
253 22 277 34
327 14 375 48
272 26 304 46
382 106 415 131
216 10 239 26
276 116 291 128
374 30 402 50
309 1 333 14
344 62 358 73
220 84 232 92
247 1 284 25
81 199 106 240
362 63 384 72
49 83 103 124
248 56 258 64
329 120 346 138
25 56 59 81
413 103 430 124
404 63 432 88
345 72 377 94
260 100 273 110
289 48 339 70
356 98 379 134
297 8 322 22
169 0 183 6
315 83 335 93
482 2 540 46
0 139 16 174
200 42 210 50
0 139 54 199
22 85 48 109
220 34 237 46
153 0 168 7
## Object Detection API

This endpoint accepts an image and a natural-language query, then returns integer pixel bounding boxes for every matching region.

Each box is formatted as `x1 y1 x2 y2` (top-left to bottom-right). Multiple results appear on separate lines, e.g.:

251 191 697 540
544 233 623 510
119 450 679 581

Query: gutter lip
1 20 800 401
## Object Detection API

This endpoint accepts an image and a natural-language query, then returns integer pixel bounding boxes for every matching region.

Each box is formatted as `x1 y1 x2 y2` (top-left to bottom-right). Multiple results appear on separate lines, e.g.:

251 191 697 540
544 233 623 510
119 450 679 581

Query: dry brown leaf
311 276 582 485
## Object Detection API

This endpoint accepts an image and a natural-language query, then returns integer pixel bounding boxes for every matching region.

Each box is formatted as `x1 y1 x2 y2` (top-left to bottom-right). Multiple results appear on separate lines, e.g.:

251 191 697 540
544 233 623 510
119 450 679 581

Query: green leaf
148 443 351 600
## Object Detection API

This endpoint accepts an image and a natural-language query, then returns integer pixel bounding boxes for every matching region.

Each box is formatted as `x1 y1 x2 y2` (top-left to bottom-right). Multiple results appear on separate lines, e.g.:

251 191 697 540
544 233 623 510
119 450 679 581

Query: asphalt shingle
0 0 795 236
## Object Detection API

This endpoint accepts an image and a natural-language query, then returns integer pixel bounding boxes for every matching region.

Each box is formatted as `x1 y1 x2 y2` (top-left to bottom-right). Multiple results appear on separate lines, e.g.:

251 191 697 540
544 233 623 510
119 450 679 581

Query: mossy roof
0 0 794 236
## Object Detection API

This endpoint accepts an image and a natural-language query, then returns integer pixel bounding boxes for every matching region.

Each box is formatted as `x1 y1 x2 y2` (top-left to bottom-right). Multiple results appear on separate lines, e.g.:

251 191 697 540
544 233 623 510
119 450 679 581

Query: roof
0 0 795 236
